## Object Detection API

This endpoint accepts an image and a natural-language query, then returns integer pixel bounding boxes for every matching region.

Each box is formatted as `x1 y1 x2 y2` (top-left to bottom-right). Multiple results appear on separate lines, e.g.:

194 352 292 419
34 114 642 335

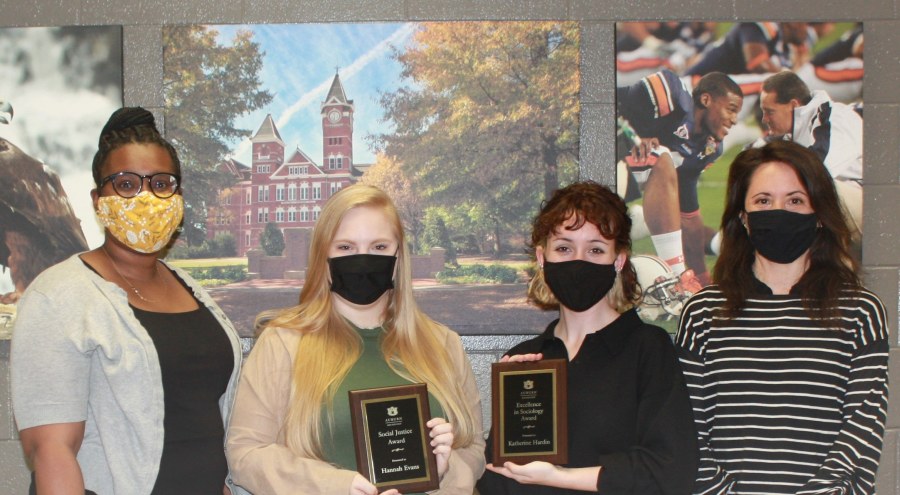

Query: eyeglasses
100 172 181 199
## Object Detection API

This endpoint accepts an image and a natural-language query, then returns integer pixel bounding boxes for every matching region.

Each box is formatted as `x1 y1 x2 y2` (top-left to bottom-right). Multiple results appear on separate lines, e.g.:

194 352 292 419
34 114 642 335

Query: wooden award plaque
349 383 440 492
491 358 568 465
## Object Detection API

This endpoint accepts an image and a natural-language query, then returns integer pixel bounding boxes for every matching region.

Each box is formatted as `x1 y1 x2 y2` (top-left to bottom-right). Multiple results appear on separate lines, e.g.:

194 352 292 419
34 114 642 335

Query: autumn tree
375 22 579 256
163 25 272 245
360 153 425 251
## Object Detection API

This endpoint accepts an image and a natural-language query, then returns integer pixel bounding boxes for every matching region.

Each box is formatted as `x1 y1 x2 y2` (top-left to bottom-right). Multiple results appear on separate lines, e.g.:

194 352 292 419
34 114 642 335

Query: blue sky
212 23 418 167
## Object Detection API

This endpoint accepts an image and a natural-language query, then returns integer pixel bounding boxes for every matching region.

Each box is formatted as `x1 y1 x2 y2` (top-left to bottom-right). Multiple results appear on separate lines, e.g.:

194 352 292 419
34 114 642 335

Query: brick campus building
207 73 367 255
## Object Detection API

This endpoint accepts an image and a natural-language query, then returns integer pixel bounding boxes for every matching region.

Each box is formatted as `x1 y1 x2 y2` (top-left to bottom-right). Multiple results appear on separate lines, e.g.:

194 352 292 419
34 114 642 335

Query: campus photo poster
162 22 580 337
615 21 864 332
0 26 123 339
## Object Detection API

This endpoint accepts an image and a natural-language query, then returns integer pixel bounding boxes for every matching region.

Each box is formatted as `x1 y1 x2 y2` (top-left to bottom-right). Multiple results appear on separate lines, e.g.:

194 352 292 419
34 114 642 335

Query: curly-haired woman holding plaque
477 181 698 495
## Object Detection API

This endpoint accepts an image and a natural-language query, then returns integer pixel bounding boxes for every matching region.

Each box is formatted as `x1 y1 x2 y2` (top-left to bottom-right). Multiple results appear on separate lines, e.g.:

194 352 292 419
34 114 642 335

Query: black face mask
329 254 396 305
746 209 818 264
543 260 617 312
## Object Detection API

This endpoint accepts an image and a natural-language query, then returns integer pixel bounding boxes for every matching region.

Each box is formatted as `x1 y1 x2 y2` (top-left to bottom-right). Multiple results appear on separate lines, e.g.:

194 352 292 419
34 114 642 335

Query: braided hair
91 107 181 187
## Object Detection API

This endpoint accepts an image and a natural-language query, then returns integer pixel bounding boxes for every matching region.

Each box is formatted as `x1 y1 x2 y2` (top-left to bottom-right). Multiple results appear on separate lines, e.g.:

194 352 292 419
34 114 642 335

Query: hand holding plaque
491 358 568 465
349 383 440 492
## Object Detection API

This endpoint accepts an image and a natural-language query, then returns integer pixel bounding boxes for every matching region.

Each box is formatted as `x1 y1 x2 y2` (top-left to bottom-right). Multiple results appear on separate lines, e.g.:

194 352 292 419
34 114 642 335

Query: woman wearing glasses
11 107 243 495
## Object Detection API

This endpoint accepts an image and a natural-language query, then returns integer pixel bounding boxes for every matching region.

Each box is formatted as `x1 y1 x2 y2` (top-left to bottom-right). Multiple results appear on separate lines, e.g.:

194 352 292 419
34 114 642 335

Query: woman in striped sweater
675 140 888 495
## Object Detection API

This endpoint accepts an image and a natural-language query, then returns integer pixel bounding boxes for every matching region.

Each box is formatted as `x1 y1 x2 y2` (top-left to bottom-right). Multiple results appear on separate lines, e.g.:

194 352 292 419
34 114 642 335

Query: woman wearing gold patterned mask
11 107 243 495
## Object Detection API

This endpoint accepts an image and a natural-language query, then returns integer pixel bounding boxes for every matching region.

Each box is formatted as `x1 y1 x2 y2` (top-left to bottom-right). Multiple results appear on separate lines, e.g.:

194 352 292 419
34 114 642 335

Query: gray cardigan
11 254 243 495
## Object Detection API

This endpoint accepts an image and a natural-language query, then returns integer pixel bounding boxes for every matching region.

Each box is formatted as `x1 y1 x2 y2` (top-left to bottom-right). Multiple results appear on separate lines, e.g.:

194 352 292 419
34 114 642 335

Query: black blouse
477 309 698 495
133 290 233 494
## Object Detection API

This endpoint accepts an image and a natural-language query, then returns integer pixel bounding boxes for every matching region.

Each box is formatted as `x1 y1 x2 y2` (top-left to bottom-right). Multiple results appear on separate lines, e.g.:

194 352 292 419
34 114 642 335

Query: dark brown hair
527 181 640 311
762 70 813 105
91 107 181 187
713 140 860 319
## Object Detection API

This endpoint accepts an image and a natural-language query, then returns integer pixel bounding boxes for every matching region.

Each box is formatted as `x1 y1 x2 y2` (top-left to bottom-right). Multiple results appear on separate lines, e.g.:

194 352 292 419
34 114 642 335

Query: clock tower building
207 71 365 255
321 72 353 175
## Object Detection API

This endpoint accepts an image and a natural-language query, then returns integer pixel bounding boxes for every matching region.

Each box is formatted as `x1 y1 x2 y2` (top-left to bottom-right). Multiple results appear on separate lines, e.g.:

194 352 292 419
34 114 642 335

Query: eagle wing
0 136 89 291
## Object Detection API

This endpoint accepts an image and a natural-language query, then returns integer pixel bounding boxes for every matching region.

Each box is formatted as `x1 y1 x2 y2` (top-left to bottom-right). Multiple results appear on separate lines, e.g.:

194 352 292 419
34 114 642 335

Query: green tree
259 222 285 256
421 209 457 265
163 25 273 245
209 232 237 257
375 22 579 256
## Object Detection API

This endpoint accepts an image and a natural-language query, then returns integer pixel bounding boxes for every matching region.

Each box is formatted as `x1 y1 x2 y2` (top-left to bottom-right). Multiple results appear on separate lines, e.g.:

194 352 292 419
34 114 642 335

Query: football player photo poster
0 26 124 339
162 22 579 337
615 22 863 332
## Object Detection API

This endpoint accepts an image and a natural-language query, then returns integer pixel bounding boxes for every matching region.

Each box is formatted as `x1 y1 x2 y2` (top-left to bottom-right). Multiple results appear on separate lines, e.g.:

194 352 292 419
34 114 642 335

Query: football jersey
686 22 783 76
616 69 723 212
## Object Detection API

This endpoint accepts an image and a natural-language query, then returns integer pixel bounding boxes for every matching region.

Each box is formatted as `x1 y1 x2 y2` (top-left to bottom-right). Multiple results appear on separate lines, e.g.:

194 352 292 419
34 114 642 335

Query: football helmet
631 254 693 321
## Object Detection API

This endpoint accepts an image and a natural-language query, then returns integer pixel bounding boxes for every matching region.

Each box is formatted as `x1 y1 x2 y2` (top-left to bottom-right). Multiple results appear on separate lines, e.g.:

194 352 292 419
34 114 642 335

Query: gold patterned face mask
96 192 184 253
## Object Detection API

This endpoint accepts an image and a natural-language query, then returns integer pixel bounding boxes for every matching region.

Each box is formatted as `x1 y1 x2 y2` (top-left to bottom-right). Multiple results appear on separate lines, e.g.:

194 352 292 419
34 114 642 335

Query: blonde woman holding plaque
226 184 484 495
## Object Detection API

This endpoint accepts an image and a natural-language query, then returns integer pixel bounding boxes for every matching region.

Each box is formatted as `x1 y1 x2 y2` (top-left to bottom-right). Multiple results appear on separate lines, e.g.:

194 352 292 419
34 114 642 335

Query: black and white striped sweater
675 283 888 495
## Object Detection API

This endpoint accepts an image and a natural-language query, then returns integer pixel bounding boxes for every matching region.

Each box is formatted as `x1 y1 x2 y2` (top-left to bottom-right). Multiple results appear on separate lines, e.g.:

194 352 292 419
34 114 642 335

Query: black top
132 286 234 494
477 309 698 495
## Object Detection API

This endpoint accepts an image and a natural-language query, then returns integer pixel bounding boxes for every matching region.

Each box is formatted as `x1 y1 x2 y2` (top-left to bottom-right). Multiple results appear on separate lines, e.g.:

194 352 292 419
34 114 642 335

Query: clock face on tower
327 109 341 124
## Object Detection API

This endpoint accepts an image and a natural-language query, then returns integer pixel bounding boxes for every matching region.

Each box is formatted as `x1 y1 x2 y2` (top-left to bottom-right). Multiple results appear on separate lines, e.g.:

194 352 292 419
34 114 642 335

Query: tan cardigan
226 323 485 495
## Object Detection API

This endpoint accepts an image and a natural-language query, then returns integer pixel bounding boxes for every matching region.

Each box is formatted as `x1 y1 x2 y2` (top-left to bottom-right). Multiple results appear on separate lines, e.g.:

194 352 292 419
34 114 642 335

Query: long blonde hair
260 184 478 460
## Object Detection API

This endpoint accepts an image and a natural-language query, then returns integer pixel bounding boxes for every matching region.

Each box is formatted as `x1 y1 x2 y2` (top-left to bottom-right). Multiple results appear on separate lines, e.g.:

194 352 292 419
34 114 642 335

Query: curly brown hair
527 181 641 312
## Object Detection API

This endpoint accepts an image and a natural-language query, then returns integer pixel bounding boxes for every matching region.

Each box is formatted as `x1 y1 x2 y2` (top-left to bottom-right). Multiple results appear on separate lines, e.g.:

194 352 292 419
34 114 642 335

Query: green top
321 323 444 488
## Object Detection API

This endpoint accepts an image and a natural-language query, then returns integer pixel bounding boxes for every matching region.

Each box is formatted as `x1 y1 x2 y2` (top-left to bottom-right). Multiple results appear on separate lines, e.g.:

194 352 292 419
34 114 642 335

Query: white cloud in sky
228 23 417 163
